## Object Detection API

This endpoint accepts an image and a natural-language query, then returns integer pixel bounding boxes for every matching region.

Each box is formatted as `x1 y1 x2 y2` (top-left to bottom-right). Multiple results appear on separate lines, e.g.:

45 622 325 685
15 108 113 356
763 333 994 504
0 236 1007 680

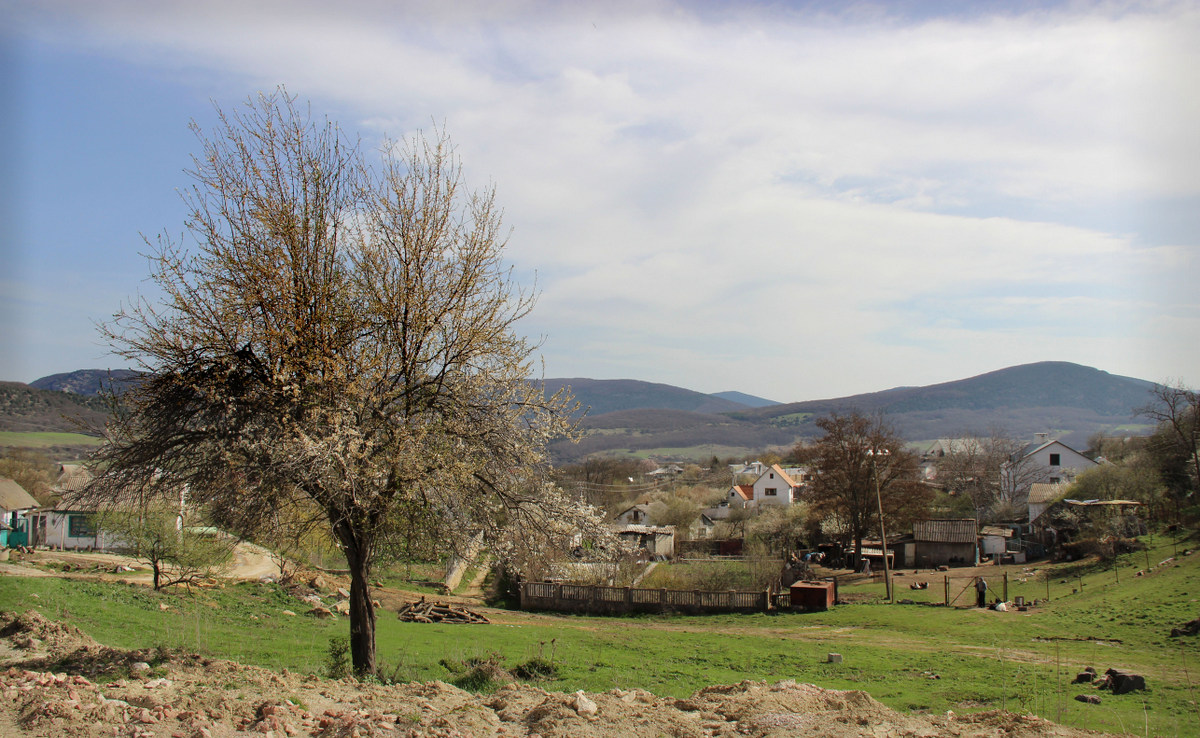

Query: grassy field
2 535 1198 736
0 431 105 448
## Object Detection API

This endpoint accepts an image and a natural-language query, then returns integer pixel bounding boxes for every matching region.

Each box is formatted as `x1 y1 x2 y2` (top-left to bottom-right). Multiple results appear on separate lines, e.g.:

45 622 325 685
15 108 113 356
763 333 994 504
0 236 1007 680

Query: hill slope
0 382 109 435
29 369 141 397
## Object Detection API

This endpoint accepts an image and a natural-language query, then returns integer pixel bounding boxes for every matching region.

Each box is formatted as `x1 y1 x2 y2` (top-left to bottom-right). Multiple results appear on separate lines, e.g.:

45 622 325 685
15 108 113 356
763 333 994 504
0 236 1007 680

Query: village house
615 504 652 525
1001 435 1097 504
724 464 808 510
1 477 42 548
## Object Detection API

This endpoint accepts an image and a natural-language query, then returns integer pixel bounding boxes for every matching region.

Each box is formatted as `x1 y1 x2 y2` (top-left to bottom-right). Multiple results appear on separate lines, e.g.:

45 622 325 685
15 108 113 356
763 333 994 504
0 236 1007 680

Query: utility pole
871 449 893 603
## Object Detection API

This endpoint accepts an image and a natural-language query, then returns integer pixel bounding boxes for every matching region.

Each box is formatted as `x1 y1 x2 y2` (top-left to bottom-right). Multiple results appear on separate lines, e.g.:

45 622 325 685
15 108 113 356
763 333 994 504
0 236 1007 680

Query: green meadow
2 534 1198 736
0 431 104 449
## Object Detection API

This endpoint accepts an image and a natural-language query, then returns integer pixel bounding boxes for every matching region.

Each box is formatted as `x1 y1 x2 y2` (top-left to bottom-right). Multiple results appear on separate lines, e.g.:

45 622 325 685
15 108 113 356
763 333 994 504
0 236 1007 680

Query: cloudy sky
2 0 1197 402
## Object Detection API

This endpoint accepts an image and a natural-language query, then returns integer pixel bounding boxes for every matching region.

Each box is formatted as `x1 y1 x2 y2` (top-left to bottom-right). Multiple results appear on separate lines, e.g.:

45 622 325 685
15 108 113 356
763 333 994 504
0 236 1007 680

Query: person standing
975 576 988 608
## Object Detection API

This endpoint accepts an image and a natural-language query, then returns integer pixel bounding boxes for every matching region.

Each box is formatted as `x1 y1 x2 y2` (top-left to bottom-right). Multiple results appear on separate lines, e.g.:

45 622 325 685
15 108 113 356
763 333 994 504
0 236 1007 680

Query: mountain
30 369 142 397
541 378 750 416
711 391 778 408
731 361 1156 445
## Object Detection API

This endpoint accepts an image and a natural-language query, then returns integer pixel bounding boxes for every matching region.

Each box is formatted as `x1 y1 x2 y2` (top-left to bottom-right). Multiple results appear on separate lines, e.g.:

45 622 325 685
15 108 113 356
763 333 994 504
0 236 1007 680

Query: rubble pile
0 609 1120 737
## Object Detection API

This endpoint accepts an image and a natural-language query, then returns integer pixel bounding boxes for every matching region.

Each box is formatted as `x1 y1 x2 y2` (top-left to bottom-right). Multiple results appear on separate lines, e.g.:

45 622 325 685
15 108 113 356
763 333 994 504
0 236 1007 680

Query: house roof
913 518 978 543
54 465 94 493
0 477 41 511
611 524 675 535
617 504 651 517
730 485 753 501
979 525 1014 538
768 464 799 487
1028 483 1068 505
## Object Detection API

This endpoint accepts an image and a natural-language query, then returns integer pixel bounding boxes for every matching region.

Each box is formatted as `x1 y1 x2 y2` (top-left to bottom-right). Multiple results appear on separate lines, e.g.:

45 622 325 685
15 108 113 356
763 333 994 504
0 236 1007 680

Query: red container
790 581 836 611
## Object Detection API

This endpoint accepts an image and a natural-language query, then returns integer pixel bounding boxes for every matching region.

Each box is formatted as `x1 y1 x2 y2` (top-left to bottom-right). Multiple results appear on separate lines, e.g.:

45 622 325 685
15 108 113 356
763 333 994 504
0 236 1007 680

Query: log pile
396 598 490 624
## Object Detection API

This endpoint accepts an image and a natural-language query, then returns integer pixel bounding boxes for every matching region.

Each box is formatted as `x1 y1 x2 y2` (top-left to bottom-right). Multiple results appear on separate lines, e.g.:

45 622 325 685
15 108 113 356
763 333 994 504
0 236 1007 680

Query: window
1049 477 1061 484
765 488 777 496
1049 453 1061 466
68 514 95 538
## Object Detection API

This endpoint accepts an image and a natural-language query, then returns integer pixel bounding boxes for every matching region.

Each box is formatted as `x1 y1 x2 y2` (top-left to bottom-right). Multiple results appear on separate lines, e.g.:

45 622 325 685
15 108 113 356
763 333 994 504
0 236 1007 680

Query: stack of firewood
396 598 490 624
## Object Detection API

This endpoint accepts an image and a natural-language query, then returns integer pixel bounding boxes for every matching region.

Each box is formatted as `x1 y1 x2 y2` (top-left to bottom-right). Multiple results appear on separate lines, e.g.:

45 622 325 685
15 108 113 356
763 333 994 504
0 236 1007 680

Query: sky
1 0 1197 403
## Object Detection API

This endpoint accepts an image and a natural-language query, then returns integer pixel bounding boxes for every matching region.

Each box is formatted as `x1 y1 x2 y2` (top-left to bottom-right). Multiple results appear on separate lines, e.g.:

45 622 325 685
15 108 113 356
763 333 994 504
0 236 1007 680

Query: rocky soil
0 609 1114 738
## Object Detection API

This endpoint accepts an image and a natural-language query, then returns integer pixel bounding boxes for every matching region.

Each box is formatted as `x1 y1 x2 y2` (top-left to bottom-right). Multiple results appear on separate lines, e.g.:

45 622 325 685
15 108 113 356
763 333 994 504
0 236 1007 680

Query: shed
612 524 675 559
912 519 978 567
979 525 1015 558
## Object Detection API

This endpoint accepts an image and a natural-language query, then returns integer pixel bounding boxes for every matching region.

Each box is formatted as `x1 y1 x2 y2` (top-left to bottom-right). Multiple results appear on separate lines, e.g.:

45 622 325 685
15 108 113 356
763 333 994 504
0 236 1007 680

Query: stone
1075 694 1101 704
571 691 597 717
130 662 151 673
309 575 327 590
827 653 842 663
308 606 333 619
1072 672 1094 684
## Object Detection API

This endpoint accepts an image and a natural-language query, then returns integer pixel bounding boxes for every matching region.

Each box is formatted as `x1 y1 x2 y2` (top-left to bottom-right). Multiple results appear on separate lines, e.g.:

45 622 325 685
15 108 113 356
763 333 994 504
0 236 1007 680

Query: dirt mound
0 609 1115 737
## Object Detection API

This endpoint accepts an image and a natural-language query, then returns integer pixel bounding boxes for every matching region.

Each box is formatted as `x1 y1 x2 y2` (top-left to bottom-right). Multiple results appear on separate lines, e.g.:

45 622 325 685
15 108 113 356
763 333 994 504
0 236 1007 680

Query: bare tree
934 430 1026 519
79 90 611 675
809 412 930 567
1140 382 1200 502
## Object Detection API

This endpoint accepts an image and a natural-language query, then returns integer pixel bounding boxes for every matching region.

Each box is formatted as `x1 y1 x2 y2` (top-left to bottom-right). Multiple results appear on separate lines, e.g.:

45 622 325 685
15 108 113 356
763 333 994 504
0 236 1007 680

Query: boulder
1072 672 1093 684
307 606 333 619
309 574 326 590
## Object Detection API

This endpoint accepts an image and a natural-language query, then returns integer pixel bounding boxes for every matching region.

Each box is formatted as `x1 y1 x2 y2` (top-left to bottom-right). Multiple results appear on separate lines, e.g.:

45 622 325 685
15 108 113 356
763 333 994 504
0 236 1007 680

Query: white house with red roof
725 465 808 510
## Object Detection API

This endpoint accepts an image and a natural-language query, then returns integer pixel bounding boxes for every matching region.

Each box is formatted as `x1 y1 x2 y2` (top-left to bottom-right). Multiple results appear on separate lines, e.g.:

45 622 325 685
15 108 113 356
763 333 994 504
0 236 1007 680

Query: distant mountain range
545 362 1160 463
9 362 1163 464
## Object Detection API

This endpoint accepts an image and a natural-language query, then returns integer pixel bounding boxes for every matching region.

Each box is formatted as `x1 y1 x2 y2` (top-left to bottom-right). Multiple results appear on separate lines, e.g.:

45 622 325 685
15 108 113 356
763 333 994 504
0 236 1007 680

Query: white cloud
6 0 1199 397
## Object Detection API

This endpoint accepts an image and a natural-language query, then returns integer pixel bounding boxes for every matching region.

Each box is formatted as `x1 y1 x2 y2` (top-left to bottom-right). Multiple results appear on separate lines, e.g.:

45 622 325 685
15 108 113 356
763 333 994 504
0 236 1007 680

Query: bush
324 637 350 679
512 657 558 681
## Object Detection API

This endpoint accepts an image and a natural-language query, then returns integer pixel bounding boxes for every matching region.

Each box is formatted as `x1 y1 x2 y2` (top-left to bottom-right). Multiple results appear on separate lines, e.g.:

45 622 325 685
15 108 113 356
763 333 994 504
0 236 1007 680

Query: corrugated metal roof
914 518 977 543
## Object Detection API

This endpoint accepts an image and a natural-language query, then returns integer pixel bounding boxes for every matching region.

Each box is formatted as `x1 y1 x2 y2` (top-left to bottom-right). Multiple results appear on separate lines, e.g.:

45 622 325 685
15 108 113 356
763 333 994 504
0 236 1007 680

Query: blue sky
1 0 1197 402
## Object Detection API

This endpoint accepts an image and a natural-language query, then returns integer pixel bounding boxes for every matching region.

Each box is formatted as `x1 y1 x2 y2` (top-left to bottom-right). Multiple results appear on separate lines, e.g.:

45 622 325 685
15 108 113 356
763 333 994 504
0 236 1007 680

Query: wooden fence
520 581 773 615
518 581 837 615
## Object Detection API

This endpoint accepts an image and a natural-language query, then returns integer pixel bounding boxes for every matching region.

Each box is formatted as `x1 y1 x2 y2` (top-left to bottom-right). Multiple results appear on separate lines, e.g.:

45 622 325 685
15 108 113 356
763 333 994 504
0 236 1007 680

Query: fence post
660 588 667 613
1003 572 1008 602
944 575 949 606
625 586 632 612
694 589 701 613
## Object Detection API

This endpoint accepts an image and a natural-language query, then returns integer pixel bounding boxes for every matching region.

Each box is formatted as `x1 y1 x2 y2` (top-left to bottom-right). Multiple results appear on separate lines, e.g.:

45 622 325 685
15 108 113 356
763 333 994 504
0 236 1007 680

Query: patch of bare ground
0 610 1116 738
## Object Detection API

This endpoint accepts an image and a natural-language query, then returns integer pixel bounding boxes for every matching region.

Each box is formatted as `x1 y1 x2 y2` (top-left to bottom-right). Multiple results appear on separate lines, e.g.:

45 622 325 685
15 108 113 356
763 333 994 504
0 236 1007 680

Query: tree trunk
344 541 377 677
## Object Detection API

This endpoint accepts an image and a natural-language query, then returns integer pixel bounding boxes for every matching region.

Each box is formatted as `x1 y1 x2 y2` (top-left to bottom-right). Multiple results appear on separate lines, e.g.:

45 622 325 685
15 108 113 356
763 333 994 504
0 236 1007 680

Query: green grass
0 431 105 448
2 535 1198 736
